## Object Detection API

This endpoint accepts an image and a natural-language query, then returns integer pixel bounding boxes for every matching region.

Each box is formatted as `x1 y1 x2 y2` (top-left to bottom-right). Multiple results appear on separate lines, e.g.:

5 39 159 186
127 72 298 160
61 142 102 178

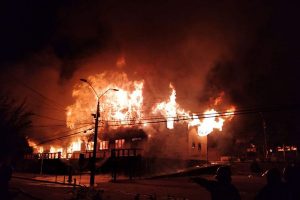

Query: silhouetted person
250 160 261 174
68 165 73 184
192 166 241 200
0 160 12 200
283 165 300 200
255 168 288 200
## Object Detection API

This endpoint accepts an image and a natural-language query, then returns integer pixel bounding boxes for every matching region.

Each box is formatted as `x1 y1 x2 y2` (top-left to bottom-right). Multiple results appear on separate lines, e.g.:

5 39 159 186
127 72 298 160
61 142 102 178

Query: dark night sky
0 0 300 147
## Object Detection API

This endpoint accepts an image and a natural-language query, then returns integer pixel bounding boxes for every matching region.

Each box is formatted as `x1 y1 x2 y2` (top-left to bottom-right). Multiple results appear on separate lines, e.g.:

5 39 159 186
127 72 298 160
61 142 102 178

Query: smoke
1 0 267 86
3 0 298 149
201 1 300 146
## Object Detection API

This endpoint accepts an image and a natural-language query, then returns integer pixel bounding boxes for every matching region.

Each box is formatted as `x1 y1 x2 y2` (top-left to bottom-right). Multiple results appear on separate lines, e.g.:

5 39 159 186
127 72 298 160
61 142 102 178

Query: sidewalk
13 172 114 186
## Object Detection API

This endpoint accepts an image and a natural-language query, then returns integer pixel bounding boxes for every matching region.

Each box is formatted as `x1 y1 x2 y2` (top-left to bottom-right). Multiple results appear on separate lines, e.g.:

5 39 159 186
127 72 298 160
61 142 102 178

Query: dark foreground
9 174 265 200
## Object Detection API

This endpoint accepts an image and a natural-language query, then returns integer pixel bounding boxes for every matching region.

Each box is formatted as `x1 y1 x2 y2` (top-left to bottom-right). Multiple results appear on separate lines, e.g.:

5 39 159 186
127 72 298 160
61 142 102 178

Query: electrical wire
36 129 93 146
31 104 300 145
35 124 94 146
7 73 67 112
101 104 300 126
31 113 67 122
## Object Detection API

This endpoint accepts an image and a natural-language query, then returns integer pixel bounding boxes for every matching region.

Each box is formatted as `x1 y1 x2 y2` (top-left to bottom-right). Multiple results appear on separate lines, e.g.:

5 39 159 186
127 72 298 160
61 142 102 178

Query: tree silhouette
0 95 33 163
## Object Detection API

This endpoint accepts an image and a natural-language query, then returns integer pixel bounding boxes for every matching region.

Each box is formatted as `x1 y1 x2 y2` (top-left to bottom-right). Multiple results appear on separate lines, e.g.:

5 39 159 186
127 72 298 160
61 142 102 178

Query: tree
0 95 33 163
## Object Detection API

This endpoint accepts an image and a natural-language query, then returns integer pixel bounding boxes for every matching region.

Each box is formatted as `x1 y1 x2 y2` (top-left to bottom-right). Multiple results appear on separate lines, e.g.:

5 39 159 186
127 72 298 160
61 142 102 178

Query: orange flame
153 85 235 136
66 72 144 128
28 72 236 154
152 84 188 129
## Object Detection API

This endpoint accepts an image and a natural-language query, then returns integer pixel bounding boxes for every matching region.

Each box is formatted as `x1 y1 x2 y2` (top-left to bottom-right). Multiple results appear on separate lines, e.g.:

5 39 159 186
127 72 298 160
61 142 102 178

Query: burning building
28 71 235 162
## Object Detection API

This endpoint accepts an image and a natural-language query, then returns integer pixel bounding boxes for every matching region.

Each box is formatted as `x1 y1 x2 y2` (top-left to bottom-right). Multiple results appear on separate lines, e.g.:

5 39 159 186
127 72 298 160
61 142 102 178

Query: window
192 142 195 149
115 139 125 149
99 140 109 150
198 143 201 151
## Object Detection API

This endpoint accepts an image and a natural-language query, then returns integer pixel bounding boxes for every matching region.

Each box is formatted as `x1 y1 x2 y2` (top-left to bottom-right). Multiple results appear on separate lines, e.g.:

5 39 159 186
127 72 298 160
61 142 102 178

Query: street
10 174 266 200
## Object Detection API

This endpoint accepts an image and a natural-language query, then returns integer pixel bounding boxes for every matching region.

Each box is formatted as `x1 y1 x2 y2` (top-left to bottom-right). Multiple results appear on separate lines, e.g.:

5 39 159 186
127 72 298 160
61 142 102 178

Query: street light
259 112 268 160
80 78 118 186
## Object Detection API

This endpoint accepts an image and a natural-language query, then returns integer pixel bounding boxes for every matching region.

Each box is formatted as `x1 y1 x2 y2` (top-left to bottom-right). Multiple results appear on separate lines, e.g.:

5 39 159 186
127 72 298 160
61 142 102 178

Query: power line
8 73 67 112
30 123 93 128
36 124 94 146
31 104 300 145
32 113 93 124
101 104 300 126
36 129 92 146
31 124 68 128
32 113 66 122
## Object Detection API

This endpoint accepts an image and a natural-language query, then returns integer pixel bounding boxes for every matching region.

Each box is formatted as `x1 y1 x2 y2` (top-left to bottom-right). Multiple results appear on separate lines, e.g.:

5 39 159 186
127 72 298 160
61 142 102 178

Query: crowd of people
255 165 300 200
192 164 300 200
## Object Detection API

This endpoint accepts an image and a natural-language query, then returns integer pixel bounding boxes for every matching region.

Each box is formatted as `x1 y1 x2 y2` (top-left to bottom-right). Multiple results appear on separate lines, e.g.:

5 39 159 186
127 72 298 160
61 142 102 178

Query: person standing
192 166 241 200
283 165 300 200
255 168 288 200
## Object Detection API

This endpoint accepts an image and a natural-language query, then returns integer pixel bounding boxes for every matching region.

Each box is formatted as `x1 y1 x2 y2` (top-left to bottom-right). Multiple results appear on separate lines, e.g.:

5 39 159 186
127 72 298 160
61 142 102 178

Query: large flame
28 72 235 155
66 72 144 128
189 110 225 136
152 84 235 136
152 83 188 129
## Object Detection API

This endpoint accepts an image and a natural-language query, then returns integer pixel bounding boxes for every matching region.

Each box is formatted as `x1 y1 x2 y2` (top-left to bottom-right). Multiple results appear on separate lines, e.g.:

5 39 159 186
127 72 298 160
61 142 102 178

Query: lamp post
80 78 118 186
259 112 268 160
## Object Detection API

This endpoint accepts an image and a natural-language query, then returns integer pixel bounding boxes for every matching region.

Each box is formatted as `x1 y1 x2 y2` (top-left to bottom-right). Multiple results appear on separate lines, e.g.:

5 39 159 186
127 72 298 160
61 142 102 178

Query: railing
111 148 142 157
24 148 143 160
24 152 62 159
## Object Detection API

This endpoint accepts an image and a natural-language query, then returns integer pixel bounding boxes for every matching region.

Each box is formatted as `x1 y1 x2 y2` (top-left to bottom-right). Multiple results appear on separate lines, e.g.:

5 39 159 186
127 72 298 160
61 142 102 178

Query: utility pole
40 154 44 175
90 100 100 186
259 113 268 160
262 119 268 160
80 78 119 187
206 135 209 164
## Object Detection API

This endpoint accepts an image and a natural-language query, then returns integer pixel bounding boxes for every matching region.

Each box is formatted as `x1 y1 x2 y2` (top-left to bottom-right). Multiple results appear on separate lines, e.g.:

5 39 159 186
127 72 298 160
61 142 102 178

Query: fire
27 139 44 154
225 106 236 120
66 72 144 128
50 146 63 153
152 84 188 129
152 84 235 136
188 107 235 136
67 139 82 153
28 72 236 155
189 109 225 136
109 81 144 124
38 146 44 154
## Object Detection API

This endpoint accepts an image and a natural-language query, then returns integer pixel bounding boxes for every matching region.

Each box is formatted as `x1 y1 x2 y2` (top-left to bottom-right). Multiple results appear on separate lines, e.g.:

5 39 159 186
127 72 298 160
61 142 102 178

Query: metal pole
40 154 44 175
263 119 268 160
259 113 268 160
80 79 118 186
90 100 99 186
206 136 209 164
283 144 286 162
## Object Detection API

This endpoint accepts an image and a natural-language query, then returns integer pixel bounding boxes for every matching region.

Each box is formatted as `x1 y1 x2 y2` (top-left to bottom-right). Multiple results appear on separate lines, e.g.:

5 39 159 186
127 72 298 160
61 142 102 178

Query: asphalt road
10 175 266 200
10 178 74 200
